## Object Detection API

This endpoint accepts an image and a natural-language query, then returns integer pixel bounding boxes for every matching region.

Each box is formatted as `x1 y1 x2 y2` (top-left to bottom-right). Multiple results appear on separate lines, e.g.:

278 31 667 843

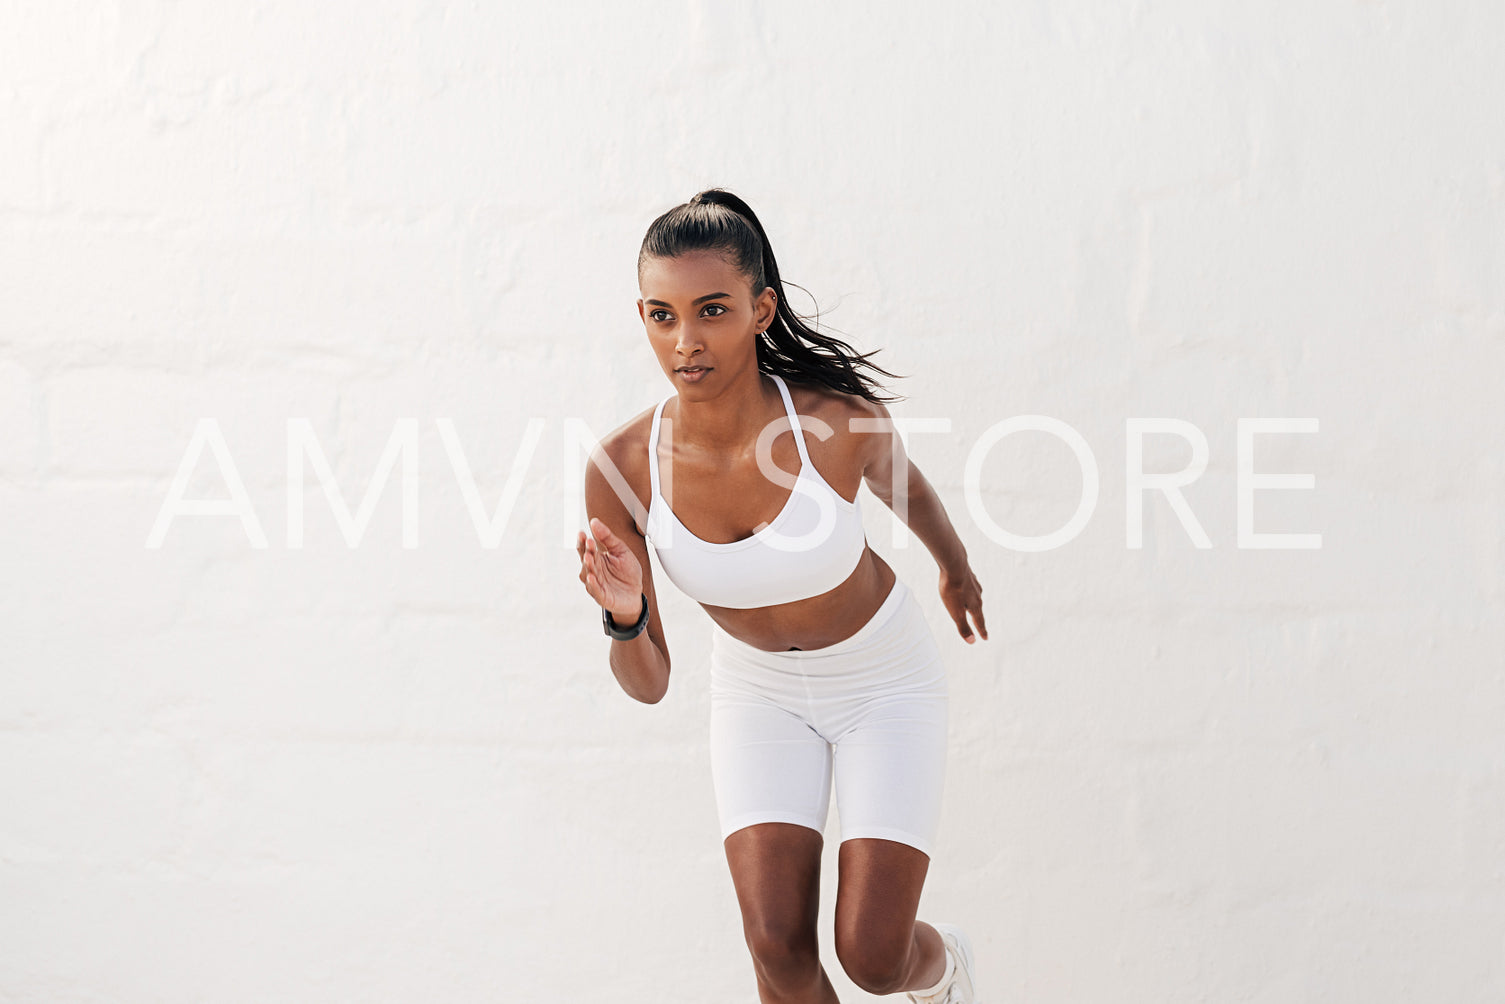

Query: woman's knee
830 933 909 993
743 916 821 984
834 921 914 995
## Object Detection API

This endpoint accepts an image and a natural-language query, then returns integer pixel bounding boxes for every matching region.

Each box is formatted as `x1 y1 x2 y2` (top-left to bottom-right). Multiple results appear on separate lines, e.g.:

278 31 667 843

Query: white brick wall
2 2 1501 1001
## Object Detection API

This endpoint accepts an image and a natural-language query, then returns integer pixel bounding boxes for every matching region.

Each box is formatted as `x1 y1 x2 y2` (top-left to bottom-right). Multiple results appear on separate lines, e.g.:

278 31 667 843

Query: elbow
616 650 670 705
627 676 669 705
642 662 671 705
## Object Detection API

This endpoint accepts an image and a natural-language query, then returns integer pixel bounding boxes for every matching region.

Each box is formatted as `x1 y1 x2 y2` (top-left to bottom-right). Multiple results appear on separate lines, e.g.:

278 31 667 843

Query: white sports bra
644 373 866 609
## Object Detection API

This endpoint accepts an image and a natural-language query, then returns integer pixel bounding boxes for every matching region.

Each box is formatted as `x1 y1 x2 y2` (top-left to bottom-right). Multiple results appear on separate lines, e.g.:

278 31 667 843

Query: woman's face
637 250 777 392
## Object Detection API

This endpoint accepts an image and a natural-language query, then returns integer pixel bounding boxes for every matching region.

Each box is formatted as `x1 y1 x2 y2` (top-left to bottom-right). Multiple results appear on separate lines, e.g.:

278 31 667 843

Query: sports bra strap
647 396 668 501
770 373 813 467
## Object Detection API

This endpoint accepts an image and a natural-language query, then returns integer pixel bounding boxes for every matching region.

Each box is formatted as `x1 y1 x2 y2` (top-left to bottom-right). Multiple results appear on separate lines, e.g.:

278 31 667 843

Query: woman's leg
834 837 947 995
724 822 841 1004
821 585 952 995
709 692 838 1002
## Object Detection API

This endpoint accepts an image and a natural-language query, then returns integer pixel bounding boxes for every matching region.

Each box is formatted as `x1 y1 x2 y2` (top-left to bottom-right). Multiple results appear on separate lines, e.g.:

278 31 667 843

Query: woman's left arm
853 400 988 644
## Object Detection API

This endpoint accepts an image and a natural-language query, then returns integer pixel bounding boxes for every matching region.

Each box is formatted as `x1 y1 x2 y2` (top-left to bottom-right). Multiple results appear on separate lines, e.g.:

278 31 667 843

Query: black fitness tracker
602 593 650 640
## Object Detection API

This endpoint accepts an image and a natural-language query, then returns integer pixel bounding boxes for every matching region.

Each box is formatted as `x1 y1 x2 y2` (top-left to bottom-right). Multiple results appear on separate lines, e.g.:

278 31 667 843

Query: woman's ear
757 285 778 329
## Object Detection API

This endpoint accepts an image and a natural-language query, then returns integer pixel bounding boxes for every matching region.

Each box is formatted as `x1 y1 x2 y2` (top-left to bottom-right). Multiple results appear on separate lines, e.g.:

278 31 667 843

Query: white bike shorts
708 576 950 857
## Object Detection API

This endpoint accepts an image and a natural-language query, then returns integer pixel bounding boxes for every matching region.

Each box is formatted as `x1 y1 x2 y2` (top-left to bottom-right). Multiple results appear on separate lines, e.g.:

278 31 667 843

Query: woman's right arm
578 447 672 704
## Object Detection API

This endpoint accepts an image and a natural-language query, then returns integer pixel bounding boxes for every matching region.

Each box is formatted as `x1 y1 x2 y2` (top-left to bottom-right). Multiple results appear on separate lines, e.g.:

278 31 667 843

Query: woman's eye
650 306 723 321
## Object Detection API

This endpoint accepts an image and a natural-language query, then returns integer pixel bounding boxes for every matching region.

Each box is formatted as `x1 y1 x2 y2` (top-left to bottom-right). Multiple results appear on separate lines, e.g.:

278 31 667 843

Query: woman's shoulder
781 377 895 495
583 402 661 534
585 402 663 497
593 402 659 471
783 376 892 431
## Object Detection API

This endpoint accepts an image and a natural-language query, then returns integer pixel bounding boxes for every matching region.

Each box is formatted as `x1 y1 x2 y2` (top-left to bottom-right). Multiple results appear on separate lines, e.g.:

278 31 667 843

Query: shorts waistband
712 575 912 662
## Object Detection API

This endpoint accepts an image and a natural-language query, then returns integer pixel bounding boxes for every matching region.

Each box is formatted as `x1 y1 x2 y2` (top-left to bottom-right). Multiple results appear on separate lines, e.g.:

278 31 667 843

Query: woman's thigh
834 835 931 962
723 821 826 945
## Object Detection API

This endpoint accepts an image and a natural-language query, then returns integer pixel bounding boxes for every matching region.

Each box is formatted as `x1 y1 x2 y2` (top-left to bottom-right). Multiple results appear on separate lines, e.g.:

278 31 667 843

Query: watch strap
602 593 649 640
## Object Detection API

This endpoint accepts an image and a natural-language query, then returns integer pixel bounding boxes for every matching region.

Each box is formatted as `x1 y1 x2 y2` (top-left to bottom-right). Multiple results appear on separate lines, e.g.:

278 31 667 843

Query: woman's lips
677 366 711 382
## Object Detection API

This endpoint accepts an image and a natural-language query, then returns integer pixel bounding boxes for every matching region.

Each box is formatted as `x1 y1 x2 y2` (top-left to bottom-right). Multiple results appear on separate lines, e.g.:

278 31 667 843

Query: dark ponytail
638 188 905 404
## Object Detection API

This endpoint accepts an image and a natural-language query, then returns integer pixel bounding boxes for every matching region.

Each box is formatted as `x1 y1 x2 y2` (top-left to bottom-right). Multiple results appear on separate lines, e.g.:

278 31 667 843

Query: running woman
576 189 988 1003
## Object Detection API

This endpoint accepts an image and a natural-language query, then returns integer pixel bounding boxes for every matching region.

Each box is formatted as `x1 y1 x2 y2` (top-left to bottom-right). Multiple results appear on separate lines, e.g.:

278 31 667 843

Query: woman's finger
951 605 975 643
593 518 635 562
588 545 624 591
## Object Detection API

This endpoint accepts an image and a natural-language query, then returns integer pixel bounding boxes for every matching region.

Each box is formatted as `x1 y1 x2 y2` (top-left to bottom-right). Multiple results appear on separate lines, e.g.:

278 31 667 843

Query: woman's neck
670 371 784 456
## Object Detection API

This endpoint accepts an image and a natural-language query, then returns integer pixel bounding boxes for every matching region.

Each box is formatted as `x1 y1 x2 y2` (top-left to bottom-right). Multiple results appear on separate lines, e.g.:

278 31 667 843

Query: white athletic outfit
644 372 950 856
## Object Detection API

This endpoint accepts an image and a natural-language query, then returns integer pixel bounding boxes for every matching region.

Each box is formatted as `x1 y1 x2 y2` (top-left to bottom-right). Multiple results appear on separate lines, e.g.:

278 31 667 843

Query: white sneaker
907 922 977 1003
